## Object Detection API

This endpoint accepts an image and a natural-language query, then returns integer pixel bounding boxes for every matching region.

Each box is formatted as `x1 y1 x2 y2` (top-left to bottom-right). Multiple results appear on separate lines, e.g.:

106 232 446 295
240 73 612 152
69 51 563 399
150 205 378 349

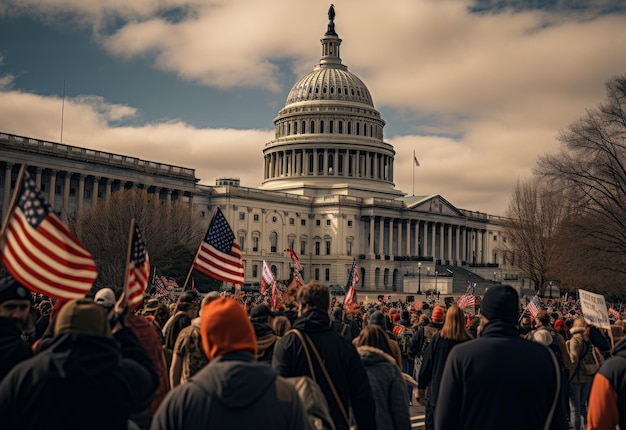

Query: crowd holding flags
191 207 244 286
344 258 360 306
458 282 476 311
0 167 98 301
525 293 542 317
124 220 150 311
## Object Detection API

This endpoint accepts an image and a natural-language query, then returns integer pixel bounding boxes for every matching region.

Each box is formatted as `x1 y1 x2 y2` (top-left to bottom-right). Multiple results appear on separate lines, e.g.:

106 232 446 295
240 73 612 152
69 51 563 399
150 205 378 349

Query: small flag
261 260 275 294
0 171 97 300
344 258 360 306
285 248 303 272
192 208 244 286
458 293 475 310
608 307 621 320
413 150 420 167
526 294 542 317
125 220 150 311
154 276 168 297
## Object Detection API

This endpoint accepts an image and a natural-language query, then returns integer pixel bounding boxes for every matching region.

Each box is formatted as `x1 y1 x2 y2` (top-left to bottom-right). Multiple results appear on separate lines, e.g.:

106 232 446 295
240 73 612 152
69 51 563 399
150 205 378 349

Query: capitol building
0 9 519 294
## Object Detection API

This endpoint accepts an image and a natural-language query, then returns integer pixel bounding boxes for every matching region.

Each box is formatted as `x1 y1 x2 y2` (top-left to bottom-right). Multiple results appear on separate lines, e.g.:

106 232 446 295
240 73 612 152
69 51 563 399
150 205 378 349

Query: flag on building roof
413 150 420 167
192 207 244 286
285 247 303 272
344 258 360 306
526 294 542 317
0 170 98 300
261 260 274 294
125 220 150 311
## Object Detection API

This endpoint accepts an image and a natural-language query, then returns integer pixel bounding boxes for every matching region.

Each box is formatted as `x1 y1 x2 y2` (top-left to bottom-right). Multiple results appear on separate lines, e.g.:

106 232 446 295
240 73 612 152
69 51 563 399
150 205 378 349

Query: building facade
0 9 518 293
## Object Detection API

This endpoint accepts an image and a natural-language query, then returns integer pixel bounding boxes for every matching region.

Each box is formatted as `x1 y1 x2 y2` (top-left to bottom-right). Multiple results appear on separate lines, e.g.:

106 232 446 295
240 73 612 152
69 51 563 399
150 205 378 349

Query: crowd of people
0 274 625 430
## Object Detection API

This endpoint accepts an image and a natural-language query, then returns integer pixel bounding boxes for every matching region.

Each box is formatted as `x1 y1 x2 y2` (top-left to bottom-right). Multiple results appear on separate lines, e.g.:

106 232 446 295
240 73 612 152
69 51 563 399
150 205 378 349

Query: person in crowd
272 282 376 430
0 298 158 430
346 303 364 339
162 293 199 367
365 310 402 367
568 316 599 430
417 304 473 430
330 306 352 341
588 324 612 361
518 315 533 336
94 287 116 319
354 325 411 430
410 306 444 360
435 285 565 429
273 315 292 338
586 337 626 430
554 318 569 341
249 303 278 364
0 276 33 382
395 309 415 405
142 298 169 342
151 298 307 430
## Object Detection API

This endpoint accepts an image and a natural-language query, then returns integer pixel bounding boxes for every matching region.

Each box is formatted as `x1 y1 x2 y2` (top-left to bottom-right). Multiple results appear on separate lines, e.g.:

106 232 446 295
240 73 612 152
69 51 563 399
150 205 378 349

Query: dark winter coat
435 320 566 430
272 309 376 430
357 345 411 430
587 338 626 430
252 321 278 364
151 351 307 430
0 328 158 430
0 317 33 382
409 321 443 358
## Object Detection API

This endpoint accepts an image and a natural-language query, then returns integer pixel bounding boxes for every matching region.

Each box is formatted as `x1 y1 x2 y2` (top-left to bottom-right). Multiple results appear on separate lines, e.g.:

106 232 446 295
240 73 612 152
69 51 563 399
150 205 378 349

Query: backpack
285 376 335 430
397 327 414 357
419 325 438 358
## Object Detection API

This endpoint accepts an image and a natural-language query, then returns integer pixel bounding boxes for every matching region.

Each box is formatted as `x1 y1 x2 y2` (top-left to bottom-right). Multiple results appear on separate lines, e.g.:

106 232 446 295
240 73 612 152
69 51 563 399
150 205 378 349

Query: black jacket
435 321 567 430
152 351 307 430
272 309 376 430
0 328 158 430
418 333 468 404
0 317 33 382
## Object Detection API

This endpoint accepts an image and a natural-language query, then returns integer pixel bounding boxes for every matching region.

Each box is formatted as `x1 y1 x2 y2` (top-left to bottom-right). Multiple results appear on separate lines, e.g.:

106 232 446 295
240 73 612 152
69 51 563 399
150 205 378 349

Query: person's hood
611 337 626 358
480 320 521 338
570 327 586 336
357 345 396 367
39 331 121 383
192 351 277 408
292 309 332 333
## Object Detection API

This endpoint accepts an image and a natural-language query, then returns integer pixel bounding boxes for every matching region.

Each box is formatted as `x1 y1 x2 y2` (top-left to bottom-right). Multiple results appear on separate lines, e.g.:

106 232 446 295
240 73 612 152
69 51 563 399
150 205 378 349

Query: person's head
354 324 393 356
54 298 112 338
553 319 566 333
0 276 32 331
273 315 291 337
200 298 257 360
431 306 445 324
296 282 330 315
249 304 276 324
439 305 473 341
572 316 588 331
521 316 532 330
331 306 343 321
94 288 116 314
479 284 519 326
368 310 387 330
400 309 410 322
535 310 551 327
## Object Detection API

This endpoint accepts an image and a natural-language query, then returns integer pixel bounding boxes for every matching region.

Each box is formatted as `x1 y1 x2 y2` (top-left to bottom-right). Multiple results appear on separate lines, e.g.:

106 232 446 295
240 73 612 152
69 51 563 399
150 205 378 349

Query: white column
431 222 436 259
313 150 319 176
388 219 394 256
105 178 112 200
455 226 460 264
405 220 411 256
91 177 100 208
48 170 57 208
378 217 384 255
369 217 375 254
77 174 85 213
35 167 42 190
447 224 453 261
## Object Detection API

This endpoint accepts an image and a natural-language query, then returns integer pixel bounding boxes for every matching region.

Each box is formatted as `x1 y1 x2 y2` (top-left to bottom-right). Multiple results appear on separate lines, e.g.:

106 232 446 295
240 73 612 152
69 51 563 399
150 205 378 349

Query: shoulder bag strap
544 347 561 430
288 329 316 382
302 331 350 427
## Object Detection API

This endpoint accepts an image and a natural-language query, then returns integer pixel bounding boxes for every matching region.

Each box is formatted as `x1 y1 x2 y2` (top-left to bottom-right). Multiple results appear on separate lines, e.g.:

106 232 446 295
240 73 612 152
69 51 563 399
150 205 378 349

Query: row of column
365 216 490 265
1 163 191 221
265 148 394 182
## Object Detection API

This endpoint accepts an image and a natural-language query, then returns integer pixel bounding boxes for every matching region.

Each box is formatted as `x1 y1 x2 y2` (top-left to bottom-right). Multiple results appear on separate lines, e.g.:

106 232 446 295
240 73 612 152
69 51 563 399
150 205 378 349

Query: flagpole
0 164 27 239
121 218 136 307
412 150 415 196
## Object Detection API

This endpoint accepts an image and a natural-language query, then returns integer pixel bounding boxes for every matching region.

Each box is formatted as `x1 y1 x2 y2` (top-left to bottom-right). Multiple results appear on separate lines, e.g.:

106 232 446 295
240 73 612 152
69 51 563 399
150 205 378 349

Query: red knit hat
431 306 445 323
200 298 257 360
392 313 401 323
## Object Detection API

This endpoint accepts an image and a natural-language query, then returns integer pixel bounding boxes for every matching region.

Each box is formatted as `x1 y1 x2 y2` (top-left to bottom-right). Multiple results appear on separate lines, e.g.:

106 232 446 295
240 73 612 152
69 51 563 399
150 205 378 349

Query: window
252 265 258 278
315 241 321 255
346 241 353 256
326 219 331 226
239 235 245 250
348 220 353 227
294 122 298 134
325 241 331 255
300 240 306 255
310 121 315 133
338 121 343 134
316 220 321 226
288 238 295 250
289 218 295 225
493 235 498 241
253 236 259 252
320 120 324 133
301 219 306 226
253 214 259 221
239 212 245 220
325 268 330 281
270 232 278 253
272 216 277 223
330 121 334 133
347 122 351 134
315 268 320 281
302 121 306 134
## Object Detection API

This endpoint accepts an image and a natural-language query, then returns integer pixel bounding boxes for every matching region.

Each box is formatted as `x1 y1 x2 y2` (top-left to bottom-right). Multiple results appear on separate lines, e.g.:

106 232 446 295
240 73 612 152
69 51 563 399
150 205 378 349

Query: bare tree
71 188 205 290
502 177 569 295
537 75 626 269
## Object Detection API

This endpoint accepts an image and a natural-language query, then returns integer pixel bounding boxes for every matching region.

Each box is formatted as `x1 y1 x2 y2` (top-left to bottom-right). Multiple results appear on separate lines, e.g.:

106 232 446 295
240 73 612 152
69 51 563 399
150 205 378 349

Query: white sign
578 289 611 330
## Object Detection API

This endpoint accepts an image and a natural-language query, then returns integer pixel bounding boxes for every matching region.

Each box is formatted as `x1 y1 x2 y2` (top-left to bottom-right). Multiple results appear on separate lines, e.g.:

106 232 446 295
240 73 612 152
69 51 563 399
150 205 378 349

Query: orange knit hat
200 298 257 360
431 306 445 323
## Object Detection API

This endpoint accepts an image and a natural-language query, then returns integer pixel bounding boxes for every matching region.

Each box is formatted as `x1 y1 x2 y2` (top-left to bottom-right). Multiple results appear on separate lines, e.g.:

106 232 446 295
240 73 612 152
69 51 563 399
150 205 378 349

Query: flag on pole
608 307 621 320
458 293 476 310
285 248 303 272
413 150 420 167
125 220 150 311
153 276 168 297
526 294 542 317
344 258 360 306
0 171 97 300
192 208 244 286
261 260 275 294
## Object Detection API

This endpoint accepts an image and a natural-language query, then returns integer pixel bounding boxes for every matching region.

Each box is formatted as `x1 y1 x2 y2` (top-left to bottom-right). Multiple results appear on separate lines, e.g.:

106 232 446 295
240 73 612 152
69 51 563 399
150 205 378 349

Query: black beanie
369 311 387 329
480 284 519 324
0 276 31 304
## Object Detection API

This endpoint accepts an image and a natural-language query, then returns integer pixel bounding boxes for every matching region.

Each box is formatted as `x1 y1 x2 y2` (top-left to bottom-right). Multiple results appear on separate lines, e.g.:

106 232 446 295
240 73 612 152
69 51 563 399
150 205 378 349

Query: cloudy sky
1 0 625 216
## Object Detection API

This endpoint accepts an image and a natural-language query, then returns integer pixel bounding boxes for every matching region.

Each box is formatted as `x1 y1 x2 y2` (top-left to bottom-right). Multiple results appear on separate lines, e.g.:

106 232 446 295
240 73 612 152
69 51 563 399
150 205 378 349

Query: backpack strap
544 346 561 430
288 329 316 382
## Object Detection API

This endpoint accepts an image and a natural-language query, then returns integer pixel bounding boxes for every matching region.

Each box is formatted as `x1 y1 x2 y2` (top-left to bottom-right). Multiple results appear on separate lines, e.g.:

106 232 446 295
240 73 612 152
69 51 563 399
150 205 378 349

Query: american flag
0 172 97 300
458 293 476 310
192 208 244 286
153 276 168 297
285 247 303 272
344 258 360 306
526 294 542 317
159 276 178 290
413 150 420 167
125 221 150 311
261 260 274 294
608 307 621 320
271 281 280 311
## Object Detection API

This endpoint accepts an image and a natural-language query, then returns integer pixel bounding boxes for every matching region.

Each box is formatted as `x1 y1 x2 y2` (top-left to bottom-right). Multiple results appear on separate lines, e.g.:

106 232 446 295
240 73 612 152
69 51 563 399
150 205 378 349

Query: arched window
318 153 324 174
287 123 291 135
329 121 334 134
356 123 360 135
338 121 343 134
310 121 315 133
270 232 278 253
320 120 325 133
294 122 298 134
328 154 334 174
302 121 306 134
308 152 314 173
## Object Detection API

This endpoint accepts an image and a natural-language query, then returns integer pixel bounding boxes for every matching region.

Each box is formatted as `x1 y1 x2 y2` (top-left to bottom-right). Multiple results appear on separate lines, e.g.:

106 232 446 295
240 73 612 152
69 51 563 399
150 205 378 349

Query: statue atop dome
326 4 337 36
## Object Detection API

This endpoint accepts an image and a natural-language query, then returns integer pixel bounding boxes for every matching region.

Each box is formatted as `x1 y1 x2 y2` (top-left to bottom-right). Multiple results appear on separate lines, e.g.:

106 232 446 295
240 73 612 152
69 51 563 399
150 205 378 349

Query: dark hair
354 325 393 356
536 310 551 327
297 282 330 312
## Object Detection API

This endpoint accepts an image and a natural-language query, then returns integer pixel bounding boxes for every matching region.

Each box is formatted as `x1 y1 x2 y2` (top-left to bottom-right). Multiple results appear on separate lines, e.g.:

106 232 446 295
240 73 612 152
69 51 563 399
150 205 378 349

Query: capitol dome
260 6 402 200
